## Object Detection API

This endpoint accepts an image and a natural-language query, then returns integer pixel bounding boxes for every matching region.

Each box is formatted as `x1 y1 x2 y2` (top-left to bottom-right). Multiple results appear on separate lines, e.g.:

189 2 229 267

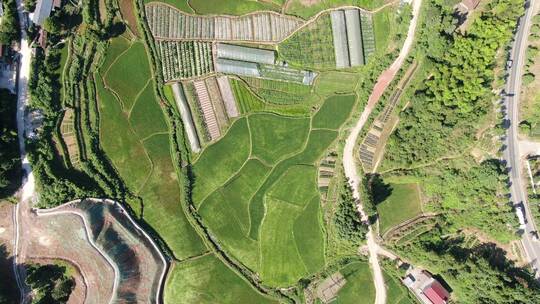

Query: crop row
145 3 303 42
360 11 375 59
158 40 214 81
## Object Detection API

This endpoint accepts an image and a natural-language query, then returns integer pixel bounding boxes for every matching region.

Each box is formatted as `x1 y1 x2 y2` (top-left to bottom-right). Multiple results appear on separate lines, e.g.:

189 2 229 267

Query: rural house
403 267 451 304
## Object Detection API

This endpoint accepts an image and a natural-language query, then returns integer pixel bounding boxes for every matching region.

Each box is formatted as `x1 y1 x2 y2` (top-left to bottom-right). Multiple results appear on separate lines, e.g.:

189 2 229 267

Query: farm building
344 9 364 66
31 0 53 25
171 83 201 152
403 267 451 304
330 10 350 68
216 43 275 65
330 9 375 68
216 58 261 77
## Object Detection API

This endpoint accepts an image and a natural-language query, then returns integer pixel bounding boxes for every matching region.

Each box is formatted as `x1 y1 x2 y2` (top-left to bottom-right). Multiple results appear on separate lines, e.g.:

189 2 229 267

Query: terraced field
97 36 206 259
192 94 357 286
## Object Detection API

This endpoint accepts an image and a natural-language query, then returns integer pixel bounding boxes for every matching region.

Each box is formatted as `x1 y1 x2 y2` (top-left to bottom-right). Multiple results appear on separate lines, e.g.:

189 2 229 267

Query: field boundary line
102 40 135 80
128 78 154 118
96 72 155 195
141 131 171 142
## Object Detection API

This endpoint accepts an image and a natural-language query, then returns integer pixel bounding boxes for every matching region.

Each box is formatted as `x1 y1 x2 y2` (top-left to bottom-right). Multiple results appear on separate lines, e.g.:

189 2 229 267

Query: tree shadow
0 244 19 304
366 173 394 206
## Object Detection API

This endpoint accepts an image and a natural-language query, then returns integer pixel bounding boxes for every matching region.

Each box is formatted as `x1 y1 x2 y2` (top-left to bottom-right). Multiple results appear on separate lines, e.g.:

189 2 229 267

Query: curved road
342 0 422 303
503 0 540 276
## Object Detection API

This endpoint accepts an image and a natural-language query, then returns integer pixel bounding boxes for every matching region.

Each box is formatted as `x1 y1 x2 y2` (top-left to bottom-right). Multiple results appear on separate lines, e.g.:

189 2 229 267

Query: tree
0 89 21 198
334 183 368 243
25 263 74 304
0 0 21 44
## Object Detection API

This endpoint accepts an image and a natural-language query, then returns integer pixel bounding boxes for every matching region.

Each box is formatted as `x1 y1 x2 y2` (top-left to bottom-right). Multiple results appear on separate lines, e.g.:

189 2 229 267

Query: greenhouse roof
216 58 261 77
345 9 364 67
217 43 276 65
330 10 350 68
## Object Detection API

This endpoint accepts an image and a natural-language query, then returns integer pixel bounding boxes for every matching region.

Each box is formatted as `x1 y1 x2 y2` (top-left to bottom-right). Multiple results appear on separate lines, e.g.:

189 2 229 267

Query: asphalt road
503 0 540 276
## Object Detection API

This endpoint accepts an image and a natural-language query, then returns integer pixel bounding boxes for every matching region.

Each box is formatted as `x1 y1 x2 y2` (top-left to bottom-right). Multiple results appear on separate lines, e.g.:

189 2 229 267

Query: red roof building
423 281 450 304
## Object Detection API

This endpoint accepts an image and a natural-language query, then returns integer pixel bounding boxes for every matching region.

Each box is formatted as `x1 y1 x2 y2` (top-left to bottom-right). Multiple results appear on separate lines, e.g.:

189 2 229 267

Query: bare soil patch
17 199 167 303
119 0 141 37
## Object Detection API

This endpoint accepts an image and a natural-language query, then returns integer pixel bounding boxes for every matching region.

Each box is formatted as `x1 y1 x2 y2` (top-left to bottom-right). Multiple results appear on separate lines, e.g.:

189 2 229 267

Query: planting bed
146 3 303 43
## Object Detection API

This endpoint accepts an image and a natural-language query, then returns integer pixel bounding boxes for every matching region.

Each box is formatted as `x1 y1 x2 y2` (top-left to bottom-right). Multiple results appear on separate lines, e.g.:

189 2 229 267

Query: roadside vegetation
0 0 20 45
0 89 21 198
374 0 540 301
519 14 540 137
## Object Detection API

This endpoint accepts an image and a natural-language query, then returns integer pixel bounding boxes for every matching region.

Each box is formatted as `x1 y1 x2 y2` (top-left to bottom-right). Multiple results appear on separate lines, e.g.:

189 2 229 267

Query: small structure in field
403 267 451 304
31 0 53 25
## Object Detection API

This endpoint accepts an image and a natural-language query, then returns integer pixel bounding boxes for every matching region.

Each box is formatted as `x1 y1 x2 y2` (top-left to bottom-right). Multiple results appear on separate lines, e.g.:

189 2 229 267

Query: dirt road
342 0 422 303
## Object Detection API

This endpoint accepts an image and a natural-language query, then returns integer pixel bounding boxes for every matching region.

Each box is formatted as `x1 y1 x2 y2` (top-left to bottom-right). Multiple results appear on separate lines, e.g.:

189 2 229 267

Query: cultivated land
193 94 357 287
377 182 423 235
334 261 376 303
16 0 420 302
164 253 278 304
97 36 206 259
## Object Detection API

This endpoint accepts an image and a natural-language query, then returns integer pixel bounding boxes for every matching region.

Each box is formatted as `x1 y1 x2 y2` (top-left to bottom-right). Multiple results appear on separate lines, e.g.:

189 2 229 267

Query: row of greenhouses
330 9 375 68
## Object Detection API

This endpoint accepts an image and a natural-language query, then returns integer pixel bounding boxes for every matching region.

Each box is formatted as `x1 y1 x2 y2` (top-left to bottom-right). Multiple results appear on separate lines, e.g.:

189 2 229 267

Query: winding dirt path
342 0 422 303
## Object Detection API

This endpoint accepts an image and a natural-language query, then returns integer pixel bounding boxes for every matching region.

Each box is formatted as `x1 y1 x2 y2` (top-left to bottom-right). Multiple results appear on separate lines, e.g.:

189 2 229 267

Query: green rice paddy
334 261 376 303
97 37 206 258
192 95 356 286
165 254 277 304
377 183 423 235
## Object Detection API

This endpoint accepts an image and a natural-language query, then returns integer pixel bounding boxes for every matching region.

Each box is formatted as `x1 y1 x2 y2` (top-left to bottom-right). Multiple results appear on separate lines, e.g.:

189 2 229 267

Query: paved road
342 0 422 303
503 0 540 276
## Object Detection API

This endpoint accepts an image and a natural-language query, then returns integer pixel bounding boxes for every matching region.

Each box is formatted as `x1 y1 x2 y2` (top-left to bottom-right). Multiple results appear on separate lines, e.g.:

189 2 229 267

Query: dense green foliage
393 228 540 303
0 0 20 44
0 89 21 197
385 0 523 166
334 183 368 243
25 263 74 304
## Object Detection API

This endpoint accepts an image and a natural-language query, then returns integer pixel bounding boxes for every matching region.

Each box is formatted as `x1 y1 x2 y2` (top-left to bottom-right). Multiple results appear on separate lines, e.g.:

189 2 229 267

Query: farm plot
164 254 277 304
145 3 303 43
104 41 151 110
59 108 81 168
98 37 206 259
333 261 376 304
249 113 310 164
360 11 376 59
314 71 359 96
243 77 314 105
193 94 354 287
377 183 423 236
278 14 336 69
231 78 314 116
312 94 356 130
157 41 214 81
